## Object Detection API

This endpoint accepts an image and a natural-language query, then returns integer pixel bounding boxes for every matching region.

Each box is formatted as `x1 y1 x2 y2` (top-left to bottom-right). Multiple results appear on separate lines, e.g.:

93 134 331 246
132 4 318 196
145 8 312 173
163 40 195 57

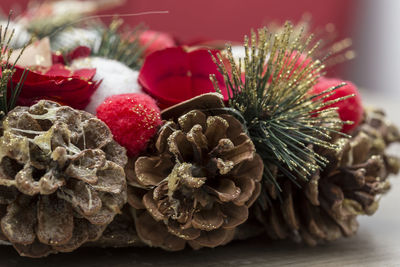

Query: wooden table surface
1 92 399 267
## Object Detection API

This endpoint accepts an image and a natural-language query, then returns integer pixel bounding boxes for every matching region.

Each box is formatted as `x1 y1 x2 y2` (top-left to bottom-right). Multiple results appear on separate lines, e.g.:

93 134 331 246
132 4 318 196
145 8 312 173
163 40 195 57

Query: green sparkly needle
0 11 30 120
211 22 352 192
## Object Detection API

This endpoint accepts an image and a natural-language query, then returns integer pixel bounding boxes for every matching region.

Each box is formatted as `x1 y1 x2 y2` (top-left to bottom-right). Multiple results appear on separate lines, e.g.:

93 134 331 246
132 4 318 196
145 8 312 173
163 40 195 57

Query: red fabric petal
44 64 74 77
66 46 92 62
52 53 65 65
139 46 227 109
72 68 96 81
11 64 98 110
51 46 91 66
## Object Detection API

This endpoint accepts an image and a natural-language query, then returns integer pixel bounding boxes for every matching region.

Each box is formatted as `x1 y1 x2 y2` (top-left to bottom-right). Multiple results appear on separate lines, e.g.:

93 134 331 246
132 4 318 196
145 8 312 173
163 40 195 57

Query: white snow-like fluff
230 45 246 61
0 21 31 48
52 27 101 52
230 45 270 62
71 57 142 114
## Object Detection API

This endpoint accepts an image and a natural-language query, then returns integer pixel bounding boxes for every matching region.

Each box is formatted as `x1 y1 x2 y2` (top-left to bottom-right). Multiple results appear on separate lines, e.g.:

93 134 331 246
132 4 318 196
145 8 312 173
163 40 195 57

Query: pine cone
0 100 128 257
254 108 400 245
126 94 263 251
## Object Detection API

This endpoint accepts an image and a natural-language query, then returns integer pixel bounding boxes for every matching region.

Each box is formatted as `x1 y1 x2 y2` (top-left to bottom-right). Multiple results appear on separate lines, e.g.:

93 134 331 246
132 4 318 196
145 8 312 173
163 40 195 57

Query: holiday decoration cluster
0 0 398 258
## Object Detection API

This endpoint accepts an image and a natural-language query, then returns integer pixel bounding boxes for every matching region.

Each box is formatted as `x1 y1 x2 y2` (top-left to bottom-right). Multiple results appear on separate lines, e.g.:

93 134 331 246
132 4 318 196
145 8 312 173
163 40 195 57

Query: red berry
96 93 162 157
310 77 363 133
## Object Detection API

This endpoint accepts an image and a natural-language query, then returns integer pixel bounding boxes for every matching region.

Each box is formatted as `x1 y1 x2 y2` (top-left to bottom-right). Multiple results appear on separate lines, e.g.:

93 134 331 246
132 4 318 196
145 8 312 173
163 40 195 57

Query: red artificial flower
10 45 99 110
139 30 175 57
12 63 99 110
138 46 227 109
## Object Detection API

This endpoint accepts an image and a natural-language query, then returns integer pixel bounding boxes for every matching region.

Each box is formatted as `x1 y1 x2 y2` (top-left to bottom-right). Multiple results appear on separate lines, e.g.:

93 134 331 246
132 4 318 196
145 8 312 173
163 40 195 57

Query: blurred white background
351 0 400 96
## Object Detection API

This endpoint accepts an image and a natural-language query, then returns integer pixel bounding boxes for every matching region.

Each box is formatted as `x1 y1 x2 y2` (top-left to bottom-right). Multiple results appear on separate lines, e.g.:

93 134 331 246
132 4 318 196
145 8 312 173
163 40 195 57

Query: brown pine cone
0 100 128 257
254 108 400 245
126 94 263 251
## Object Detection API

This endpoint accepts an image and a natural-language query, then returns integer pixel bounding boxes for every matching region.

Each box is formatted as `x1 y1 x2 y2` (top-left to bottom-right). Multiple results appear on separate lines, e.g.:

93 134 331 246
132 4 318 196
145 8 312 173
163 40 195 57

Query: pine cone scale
142 191 167 221
231 177 255 206
36 196 73 246
57 180 102 216
91 162 125 194
281 182 300 230
205 179 241 202
13 240 53 258
167 222 201 240
53 219 89 252
134 156 173 187
189 228 230 248
219 203 249 229
1 197 36 245
64 149 106 184
135 211 186 251
191 205 224 231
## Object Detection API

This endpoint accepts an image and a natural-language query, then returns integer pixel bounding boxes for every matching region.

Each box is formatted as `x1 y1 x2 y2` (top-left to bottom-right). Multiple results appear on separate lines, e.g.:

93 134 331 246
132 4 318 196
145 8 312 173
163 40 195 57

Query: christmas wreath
0 0 398 258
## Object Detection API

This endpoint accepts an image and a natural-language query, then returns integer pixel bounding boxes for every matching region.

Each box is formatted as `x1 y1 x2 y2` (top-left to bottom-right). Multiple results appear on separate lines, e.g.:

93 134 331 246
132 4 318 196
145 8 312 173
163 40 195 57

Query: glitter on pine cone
96 93 162 157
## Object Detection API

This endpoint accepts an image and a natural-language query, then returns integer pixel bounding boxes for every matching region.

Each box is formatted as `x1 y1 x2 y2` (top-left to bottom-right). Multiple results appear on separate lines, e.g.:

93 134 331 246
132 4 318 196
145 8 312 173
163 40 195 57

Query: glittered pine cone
0 100 128 257
126 93 263 251
253 108 400 245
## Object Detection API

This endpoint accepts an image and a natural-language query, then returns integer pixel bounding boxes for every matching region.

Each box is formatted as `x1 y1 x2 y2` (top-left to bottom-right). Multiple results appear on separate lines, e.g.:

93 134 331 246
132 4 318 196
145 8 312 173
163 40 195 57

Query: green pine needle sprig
53 18 147 70
92 18 146 70
27 13 82 40
0 12 30 120
210 22 353 191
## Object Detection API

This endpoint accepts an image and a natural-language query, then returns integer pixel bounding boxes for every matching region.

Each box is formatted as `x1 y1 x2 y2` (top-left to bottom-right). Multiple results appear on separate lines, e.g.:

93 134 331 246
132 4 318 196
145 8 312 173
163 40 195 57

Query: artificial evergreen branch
210 22 353 192
269 18 355 68
53 18 146 70
93 18 146 70
0 12 29 120
27 14 82 40
25 0 124 40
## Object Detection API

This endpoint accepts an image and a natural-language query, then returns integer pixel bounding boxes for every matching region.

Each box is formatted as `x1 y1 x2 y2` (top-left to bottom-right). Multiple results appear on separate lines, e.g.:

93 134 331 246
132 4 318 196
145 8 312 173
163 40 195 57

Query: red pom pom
310 77 363 133
96 94 162 157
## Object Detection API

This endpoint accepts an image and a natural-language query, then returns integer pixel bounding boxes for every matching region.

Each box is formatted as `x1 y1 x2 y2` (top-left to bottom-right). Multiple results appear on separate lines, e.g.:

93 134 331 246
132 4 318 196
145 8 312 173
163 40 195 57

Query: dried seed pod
0 100 128 257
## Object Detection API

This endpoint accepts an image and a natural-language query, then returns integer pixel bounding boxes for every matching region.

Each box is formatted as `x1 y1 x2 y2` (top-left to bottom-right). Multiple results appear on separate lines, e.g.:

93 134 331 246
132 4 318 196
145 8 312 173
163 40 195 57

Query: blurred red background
3 0 356 43
3 1 400 99
2 0 358 77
